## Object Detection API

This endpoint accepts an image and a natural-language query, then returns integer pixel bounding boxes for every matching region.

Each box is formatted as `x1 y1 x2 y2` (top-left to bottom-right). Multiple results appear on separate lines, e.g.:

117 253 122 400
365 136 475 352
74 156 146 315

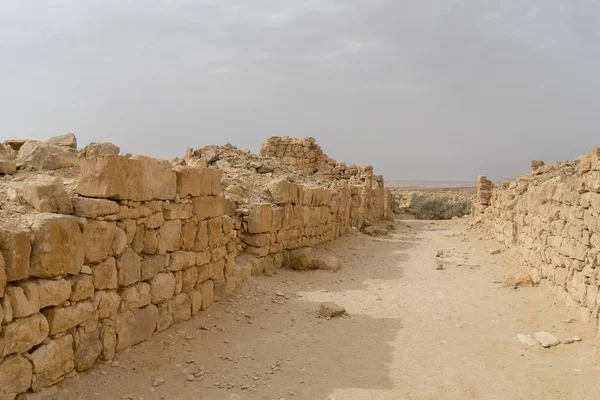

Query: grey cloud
1 0 599 182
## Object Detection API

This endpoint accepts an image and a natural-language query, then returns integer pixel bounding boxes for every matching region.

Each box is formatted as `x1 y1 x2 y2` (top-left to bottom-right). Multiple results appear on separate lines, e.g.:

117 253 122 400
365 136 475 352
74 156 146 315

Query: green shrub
411 195 471 220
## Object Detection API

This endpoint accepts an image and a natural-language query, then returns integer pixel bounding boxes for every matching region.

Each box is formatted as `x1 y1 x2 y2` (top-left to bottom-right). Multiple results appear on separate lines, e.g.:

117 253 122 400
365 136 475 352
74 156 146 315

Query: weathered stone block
0 313 49 357
83 221 116 263
172 293 191 323
117 248 141 287
247 204 273 233
198 280 214 311
181 267 198 293
267 178 298 204
43 301 93 336
157 220 182 254
142 229 158 255
115 305 158 352
37 279 71 309
140 255 165 281
242 233 271 248
163 203 194 220
19 175 73 214
150 273 176 304
93 290 121 319
73 325 102 372
118 283 151 312
72 197 119 218
156 302 173 332
5 282 39 318
30 214 84 278
77 155 176 201
30 334 74 392
208 217 223 247
100 320 116 361
16 141 80 171
169 251 196 272
192 195 226 221
194 220 209 250
92 257 118 290
0 225 32 281
0 254 5 298
290 247 315 270
175 166 222 197
0 355 33 399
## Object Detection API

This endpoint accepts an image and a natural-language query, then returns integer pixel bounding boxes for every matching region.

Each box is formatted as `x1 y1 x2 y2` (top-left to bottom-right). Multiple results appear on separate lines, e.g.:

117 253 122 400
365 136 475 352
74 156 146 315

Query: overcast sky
1 1 600 181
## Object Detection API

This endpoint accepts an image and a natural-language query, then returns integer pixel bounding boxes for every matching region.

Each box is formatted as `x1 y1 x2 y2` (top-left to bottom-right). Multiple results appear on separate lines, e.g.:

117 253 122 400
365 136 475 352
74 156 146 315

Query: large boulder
12 175 73 214
16 141 80 170
81 142 120 158
47 133 77 149
0 143 17 175
289 247 315 270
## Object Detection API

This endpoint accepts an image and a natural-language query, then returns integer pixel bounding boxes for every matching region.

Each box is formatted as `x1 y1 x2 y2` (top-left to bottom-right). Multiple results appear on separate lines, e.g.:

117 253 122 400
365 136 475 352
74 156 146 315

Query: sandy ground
59 219 600 400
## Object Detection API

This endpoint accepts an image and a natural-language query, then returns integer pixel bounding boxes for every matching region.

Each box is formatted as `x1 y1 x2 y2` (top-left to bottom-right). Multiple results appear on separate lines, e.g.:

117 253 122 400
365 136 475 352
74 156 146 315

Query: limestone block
194 221 209 250
30 214 84 278
222 216 235 234
197 264 210 284
211 246 227 262
191 290 202 315
181 267 198 293
175 166 222 197
81 142 120 158
115 305 158 352
198 280 214 310
174 271 183 295
73 325 102 372
30 334 74 392
247 204 273 234
211 259 225 280
267 178 298 204
0 313 49 358
163 203 193 220
118 282 151 312
242 233 271 248
0 356 33 399
5 282 39 318
93 290 120 319
195 250 211 267
0 225 32 281
117 248 141 287
36 279 71 309
92 257 118 290
19 175 73 214
142 213 165 230
150 273 176 304
142 229 158 255
0 255 5 297
169 293 191 324
47 133 77 148
181 221 197 251
157 220 182 254
77 155 176 201
72 197 119 218
192 195 226 221
111 227 128 256
140 255 165 281
169 251 196 272
100 320 117 361
290 247 315 270
16 141 80 171
271 207 284 232
591 147 600 171
43 301 94 335
208 217 223 247
83 221 116 263
156 302 173 332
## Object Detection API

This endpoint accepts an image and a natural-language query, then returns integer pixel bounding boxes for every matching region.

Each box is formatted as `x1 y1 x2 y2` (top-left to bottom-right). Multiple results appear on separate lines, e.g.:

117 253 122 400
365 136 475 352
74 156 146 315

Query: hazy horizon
2 1 599 182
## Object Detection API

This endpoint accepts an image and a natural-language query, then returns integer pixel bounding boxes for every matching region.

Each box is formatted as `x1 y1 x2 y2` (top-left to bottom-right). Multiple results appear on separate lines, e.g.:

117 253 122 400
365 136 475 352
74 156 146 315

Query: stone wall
474 149 600 331
0 137 390 398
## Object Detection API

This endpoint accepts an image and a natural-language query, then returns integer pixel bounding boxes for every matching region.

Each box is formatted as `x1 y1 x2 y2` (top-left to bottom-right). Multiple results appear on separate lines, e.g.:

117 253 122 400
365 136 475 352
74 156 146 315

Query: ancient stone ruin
473 148 600 331
0 134 391 398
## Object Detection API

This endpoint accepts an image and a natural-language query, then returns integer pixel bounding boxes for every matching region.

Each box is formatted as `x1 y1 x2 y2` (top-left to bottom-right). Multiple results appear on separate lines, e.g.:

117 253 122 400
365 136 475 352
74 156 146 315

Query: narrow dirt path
60 220 600 400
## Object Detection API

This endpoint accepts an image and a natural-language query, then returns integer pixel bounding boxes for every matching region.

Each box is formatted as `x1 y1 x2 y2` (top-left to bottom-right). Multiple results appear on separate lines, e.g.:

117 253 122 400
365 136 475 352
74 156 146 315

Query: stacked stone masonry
474 148 600 333
0 135 388 398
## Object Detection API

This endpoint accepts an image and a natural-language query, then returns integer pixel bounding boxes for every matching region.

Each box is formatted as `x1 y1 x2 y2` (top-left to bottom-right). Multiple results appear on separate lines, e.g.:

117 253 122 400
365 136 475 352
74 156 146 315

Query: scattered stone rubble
473 148 600 332
0 133 391 398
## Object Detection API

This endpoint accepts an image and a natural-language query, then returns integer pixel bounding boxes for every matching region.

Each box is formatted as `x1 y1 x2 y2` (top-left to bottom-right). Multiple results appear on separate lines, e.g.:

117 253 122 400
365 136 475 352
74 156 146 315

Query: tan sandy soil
58 220 600 400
